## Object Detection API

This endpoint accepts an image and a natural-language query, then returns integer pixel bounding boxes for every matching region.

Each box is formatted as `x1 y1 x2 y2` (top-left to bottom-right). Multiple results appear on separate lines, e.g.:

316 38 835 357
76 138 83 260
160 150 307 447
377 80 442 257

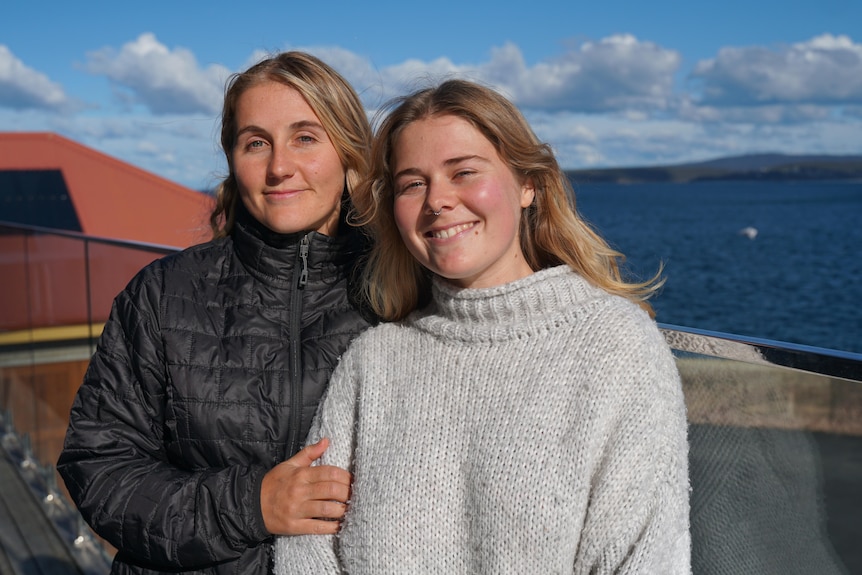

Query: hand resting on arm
260 438 351 536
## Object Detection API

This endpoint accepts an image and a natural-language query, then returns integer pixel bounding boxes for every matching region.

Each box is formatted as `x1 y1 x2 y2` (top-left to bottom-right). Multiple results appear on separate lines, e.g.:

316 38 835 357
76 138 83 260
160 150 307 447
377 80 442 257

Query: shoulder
599 294 667 350
549 269 667 352
147 237 230 278
121 237 231 296
538 269 663 348
102 239 231 335
332 321 418 371
581 293 674 366
596 308 682 419
343 320 412 352
550 273 679 391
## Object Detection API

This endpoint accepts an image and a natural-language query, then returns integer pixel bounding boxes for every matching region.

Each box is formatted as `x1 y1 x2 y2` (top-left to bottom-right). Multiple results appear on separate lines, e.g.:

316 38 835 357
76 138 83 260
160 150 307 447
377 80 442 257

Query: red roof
0 132 214 247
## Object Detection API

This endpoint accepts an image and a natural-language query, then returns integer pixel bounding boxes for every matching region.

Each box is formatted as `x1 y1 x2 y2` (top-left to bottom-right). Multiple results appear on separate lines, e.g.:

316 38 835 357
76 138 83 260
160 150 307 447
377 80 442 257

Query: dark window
0 170 81 231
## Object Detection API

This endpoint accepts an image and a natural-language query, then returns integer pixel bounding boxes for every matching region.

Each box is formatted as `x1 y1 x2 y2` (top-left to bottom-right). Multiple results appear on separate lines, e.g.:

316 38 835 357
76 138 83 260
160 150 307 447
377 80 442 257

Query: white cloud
484 36 681 113
273 36 682 118
315 48 470 109
7 33 860 188
217 45 455 112
85 33 230 115
691 34 862 107
0 45 72 111
677 97 835 124
331 36 681 115
376 56 468 96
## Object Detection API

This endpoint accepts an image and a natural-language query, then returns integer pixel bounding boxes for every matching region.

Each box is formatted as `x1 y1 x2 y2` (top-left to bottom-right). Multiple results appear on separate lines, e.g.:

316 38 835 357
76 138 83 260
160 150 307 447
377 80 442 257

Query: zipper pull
298 234 309 288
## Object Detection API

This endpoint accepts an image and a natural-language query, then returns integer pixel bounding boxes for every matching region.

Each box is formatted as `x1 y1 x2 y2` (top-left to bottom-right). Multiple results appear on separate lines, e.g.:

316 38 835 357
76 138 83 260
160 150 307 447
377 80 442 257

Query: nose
425 179 455 216
267 143 295 181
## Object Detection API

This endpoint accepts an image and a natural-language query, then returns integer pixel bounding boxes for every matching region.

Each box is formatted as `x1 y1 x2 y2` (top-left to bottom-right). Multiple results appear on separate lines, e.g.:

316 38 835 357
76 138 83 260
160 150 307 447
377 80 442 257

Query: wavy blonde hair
210 51 371 237
353 79 663 321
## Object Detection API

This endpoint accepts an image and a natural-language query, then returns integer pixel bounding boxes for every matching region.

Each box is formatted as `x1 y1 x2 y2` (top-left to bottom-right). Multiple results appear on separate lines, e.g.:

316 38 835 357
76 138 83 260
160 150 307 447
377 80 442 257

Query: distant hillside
566 153 862 184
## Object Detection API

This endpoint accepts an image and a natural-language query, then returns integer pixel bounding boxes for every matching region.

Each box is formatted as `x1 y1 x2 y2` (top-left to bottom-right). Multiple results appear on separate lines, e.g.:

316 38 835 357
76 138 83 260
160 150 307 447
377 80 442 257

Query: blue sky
2 0 861 189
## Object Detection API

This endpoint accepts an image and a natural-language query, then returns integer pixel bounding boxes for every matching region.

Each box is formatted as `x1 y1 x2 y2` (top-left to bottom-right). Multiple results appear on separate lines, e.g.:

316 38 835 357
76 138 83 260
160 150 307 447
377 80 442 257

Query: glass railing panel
663 326 862 574
86 241 171 338
0 229 31 333
0 222 177 467
0 222 177 570
23 232 90 328
1 230 90 464
2 219 860 572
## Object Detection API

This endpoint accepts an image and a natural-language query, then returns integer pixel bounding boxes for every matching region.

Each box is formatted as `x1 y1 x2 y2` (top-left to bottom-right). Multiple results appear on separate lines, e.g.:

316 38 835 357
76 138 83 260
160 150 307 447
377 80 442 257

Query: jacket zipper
286 234 309 456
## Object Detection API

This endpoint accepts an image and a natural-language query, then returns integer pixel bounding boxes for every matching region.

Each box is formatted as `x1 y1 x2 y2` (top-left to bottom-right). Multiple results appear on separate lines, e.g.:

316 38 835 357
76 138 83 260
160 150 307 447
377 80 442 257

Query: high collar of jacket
231 200 362 288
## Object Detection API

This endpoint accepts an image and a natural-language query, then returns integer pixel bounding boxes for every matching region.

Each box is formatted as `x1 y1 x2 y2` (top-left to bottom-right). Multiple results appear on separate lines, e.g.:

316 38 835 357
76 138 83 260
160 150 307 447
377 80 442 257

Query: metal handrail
0 219 182 254
660 323 862 382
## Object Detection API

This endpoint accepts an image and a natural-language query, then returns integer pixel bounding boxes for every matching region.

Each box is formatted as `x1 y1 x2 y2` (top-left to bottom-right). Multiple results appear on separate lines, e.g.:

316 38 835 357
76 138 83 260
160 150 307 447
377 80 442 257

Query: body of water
572 179 862 355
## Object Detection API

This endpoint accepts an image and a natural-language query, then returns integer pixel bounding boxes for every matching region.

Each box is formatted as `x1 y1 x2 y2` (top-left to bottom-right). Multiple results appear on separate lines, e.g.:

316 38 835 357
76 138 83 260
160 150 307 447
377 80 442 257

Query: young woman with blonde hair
276 78 690 574
58 51 374 574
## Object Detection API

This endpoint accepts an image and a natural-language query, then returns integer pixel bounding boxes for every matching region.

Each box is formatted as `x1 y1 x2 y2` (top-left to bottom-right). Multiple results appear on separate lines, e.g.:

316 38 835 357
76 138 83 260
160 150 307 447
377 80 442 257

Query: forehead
235 81 321 126
394 115 494 162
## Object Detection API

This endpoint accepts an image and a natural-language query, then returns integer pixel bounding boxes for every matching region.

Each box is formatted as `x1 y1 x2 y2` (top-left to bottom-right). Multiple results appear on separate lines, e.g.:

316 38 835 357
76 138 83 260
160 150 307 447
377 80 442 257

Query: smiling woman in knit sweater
274 79 691 574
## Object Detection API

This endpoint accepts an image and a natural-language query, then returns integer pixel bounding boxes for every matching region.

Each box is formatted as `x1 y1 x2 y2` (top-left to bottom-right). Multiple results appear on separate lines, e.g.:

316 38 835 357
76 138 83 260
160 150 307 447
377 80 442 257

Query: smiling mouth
429 222 474 239
264 189 302 195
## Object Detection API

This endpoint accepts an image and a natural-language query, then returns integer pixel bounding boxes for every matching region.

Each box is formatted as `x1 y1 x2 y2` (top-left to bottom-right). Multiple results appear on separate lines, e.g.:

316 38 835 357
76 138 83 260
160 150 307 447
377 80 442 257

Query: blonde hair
353 79 662 321
210 51 371 237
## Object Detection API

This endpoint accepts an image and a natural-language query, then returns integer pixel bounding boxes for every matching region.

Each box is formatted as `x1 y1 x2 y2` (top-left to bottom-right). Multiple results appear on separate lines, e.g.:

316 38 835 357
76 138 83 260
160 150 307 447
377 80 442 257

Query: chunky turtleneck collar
410 266 608 343
231 201 361 288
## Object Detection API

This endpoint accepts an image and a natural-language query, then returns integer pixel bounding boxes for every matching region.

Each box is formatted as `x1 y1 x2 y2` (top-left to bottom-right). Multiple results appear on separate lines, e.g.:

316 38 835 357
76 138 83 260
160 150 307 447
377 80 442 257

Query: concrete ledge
679 357 862 435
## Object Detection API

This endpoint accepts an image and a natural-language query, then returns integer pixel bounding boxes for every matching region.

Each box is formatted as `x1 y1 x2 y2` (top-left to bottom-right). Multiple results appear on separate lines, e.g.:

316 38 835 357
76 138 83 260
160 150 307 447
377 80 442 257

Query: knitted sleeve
272 343 364 574
573 312 691 575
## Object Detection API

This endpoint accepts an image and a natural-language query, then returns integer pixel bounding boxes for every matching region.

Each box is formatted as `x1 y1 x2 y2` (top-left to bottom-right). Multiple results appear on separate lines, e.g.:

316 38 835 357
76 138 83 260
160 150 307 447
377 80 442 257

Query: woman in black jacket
57 51 374 574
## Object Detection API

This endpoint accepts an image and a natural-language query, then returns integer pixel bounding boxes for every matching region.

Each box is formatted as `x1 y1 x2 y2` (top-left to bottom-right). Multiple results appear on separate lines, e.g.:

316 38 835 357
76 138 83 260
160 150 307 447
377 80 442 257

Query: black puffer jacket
57 205 373 574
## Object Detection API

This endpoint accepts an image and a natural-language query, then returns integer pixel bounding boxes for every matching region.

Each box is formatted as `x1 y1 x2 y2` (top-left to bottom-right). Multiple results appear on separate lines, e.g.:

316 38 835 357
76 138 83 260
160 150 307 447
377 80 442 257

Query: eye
296 134 317 145
453 169 475 180
396 180 426 196
244 138 267 151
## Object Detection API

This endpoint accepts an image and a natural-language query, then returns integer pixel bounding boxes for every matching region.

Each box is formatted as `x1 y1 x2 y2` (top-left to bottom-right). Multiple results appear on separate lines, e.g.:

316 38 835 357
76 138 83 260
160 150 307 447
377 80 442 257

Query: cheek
320 158 348 192
474 184 524 235
469 187 499 211
233 172 252 200
393 199 420 238
474 185 516 217
232 157 257 189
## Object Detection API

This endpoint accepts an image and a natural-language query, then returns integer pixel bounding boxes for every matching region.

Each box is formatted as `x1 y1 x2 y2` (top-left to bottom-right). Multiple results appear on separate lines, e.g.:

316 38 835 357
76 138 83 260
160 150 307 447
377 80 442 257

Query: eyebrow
235 120 327 139
393 155 488 180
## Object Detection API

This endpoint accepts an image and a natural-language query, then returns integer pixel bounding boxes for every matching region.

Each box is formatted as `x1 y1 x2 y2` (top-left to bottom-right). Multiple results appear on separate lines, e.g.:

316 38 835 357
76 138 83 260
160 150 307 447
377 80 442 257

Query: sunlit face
231 81 346 235
392 115 535 289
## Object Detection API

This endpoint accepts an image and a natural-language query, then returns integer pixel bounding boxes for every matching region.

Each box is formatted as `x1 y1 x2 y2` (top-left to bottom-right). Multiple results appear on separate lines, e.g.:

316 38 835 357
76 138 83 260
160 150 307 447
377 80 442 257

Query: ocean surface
570 178 862 355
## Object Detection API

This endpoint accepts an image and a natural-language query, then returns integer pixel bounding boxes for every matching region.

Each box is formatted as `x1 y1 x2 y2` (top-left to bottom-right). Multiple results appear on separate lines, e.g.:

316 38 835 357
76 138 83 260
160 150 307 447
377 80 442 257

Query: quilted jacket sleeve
56 263 271 570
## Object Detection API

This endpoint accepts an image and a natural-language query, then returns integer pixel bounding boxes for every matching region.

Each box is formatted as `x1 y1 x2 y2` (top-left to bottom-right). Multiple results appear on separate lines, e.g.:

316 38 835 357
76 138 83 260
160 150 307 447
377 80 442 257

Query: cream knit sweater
274 266 691 574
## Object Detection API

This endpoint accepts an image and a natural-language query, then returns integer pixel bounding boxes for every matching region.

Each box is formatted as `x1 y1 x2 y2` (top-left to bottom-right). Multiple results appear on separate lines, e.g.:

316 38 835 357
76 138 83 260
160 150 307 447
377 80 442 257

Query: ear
519 177 536 209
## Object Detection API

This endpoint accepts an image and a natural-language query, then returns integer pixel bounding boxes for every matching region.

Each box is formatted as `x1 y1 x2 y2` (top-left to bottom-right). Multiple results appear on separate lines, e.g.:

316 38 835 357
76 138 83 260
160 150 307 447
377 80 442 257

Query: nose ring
432 210 441 217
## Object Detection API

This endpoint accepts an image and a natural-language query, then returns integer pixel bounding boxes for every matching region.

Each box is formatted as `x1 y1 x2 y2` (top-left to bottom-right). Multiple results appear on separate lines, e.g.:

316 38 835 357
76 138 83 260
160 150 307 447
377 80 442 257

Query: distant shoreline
565 153 862 184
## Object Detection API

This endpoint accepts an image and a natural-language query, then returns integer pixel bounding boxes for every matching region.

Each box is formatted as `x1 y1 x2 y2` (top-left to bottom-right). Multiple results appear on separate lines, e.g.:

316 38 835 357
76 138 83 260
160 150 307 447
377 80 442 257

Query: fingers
309 468 352 500
260 439 353 535
290 516 344 536
303 498 348 521
286 437 330 468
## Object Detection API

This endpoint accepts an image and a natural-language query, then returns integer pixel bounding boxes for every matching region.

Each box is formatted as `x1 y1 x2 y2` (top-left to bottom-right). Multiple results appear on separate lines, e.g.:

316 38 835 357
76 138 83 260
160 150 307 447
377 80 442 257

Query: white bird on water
739 226 758 240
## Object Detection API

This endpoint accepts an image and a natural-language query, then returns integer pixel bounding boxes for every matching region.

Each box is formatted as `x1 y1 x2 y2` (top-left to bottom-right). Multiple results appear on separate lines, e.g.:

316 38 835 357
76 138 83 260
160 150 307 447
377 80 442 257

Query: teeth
432 223 473 239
